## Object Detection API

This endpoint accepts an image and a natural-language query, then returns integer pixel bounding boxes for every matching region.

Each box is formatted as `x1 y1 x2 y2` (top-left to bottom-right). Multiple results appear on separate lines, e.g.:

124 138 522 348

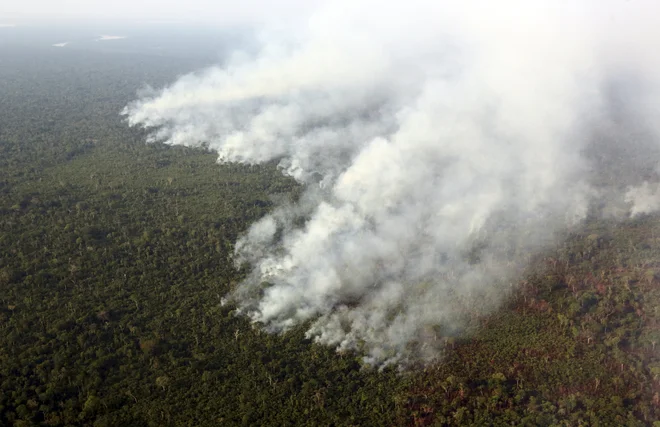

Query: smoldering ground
123 0 660 366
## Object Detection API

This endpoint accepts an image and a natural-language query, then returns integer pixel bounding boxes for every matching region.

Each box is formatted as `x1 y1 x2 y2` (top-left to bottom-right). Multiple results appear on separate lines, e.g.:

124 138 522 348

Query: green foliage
0 44 400 427
2 41 660 426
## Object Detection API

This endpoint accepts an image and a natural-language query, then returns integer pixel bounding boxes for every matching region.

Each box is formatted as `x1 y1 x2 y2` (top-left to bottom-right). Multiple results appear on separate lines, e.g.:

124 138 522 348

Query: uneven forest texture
1 44 660 426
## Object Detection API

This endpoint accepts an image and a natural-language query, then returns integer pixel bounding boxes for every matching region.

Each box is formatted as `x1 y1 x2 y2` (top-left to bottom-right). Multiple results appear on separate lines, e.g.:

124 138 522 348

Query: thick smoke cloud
123 1 660 366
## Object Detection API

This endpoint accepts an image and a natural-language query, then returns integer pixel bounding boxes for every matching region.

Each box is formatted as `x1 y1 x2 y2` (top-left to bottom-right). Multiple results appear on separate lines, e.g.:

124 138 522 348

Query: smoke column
123 0 660 366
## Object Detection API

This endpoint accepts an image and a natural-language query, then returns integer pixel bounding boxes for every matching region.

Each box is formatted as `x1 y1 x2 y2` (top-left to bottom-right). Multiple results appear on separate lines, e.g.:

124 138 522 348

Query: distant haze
1 0 323 26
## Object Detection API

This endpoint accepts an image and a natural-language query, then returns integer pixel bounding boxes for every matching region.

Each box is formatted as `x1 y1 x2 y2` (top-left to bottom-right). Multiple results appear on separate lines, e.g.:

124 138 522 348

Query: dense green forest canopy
1 36 660 426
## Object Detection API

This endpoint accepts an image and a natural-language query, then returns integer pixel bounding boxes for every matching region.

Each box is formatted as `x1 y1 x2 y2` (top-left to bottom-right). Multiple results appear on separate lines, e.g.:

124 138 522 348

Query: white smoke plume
123 0 660 366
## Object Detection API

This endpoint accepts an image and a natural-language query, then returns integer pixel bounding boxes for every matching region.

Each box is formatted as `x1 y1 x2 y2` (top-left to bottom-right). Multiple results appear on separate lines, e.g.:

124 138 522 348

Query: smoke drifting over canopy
124 1 660 366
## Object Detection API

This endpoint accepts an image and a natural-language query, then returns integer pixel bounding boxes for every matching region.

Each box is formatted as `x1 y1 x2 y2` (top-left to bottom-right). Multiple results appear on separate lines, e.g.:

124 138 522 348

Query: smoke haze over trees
4 10 660 425
125 0 660 366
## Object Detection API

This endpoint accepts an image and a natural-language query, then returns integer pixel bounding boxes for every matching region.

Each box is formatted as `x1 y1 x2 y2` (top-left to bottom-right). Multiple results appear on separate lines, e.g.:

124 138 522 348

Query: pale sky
3 0 659 29
0 0 325 26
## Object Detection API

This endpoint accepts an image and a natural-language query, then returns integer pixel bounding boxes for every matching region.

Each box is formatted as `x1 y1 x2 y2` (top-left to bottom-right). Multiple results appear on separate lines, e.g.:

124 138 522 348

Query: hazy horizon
1 0 324 28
